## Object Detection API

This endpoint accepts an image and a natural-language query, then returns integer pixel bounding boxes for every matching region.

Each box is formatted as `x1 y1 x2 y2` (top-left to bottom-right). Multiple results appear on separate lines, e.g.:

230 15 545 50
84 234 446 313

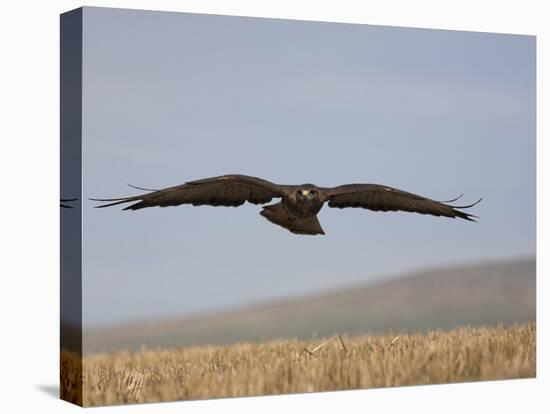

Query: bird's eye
310 190 315 195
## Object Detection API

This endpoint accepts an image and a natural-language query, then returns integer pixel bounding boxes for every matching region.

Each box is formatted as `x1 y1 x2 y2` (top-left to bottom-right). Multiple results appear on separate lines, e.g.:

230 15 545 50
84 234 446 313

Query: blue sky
80 7 535 326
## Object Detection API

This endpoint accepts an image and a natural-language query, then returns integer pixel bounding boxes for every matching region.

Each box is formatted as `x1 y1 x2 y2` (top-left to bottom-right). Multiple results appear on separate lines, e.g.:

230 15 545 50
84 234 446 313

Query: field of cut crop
61 322 535 407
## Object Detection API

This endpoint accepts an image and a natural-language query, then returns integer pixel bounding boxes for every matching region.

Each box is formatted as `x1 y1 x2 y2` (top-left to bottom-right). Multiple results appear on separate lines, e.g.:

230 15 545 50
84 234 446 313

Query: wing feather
323 184 481 221
60 198 77 208
91 174 285 210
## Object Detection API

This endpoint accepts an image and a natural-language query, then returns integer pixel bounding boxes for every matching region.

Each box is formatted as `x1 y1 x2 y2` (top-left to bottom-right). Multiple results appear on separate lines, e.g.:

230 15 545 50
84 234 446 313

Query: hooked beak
301 189 310 196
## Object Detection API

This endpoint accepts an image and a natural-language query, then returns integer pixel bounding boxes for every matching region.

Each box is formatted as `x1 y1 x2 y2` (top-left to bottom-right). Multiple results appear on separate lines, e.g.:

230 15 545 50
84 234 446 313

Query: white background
0 0 547 413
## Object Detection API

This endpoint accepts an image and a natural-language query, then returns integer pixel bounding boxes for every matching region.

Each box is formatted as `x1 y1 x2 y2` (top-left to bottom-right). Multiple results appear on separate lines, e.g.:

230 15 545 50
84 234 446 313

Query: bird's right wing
91 174 285 210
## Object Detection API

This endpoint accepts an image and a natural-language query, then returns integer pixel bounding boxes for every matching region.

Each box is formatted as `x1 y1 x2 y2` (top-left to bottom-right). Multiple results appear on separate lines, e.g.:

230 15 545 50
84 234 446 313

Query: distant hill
84 257 535 354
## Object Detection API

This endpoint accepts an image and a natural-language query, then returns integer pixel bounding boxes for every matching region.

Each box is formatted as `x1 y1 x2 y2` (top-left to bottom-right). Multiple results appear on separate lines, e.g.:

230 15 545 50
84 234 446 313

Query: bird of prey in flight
91 174 481 235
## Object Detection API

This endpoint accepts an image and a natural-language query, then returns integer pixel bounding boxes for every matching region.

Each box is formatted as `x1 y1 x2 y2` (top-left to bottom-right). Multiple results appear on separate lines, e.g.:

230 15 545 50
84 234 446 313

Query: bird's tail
260 202 325 235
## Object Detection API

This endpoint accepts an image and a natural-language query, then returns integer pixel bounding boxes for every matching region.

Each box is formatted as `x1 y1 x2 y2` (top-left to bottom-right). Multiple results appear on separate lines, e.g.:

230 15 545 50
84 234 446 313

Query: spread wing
322 184 481 221
91 174 285 210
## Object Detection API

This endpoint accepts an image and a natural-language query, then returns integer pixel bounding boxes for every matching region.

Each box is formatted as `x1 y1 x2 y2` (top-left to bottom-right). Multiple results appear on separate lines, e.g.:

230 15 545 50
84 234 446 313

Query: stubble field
61 322 535 407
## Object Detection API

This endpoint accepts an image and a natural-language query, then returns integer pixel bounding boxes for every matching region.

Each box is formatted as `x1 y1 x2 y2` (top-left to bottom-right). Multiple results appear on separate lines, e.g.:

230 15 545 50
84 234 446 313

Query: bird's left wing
322 184 481 221
91 174 285 210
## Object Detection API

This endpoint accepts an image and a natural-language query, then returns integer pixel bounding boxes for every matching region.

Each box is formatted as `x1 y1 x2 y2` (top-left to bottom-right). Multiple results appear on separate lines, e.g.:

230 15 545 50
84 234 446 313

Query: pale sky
79 7 535 326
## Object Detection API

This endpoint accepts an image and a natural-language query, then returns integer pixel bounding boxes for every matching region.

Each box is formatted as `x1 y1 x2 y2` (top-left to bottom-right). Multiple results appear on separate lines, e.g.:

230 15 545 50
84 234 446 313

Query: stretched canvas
60 6 536 407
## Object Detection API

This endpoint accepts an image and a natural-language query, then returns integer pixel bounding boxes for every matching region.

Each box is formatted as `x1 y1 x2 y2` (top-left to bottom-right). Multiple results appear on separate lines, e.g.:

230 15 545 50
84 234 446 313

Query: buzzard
91 174 481 235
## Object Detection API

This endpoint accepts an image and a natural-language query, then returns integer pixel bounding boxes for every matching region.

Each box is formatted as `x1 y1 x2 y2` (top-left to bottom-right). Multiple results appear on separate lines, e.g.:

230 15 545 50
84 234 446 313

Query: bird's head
297 184 319 202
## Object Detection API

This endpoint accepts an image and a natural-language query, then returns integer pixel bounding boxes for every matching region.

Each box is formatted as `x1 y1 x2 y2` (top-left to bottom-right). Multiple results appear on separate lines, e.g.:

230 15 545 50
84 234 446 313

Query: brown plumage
91 174 481 235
